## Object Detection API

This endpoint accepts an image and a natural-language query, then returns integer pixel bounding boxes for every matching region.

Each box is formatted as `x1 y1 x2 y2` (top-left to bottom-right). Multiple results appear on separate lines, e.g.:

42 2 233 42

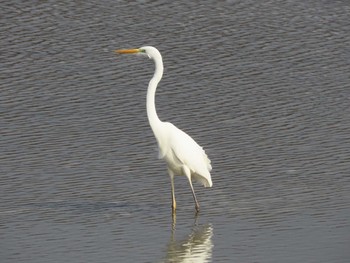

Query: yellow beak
115 49 140 54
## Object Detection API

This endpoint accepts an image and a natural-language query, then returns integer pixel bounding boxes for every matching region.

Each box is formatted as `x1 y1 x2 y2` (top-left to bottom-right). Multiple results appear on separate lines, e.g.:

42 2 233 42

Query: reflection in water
163 216 213 263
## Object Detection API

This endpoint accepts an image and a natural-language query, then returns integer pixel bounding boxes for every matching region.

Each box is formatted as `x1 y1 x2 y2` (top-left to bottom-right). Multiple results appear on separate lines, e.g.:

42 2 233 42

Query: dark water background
1 1 349 262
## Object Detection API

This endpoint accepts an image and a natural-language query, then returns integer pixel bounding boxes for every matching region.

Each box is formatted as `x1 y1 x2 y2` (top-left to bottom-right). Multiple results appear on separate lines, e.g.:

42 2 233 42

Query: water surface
1 1 350 262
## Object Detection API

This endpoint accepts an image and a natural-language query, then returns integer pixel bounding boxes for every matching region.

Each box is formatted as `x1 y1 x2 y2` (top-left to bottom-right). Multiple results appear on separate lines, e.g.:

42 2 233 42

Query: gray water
1 1 349 262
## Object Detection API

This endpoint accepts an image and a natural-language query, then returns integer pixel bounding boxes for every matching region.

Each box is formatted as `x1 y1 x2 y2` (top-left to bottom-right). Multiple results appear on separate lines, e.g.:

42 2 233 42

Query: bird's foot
195 204 200 213
172 203 176 213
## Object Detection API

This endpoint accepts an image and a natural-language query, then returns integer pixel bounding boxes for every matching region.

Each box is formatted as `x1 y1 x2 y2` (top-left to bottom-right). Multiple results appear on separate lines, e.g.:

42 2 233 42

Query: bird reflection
164 215 213 263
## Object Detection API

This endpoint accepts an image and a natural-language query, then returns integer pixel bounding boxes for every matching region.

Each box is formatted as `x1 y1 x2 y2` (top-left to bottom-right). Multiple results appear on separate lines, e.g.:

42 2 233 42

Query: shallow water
1 1 350 262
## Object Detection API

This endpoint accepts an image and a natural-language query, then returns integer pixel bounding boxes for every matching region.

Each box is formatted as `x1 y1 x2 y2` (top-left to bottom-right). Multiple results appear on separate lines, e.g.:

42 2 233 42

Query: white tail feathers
193 171 213 187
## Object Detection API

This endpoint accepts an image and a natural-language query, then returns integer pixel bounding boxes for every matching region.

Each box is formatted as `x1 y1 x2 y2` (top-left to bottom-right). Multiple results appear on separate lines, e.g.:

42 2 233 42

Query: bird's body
116 46 212 212
156 121 212 187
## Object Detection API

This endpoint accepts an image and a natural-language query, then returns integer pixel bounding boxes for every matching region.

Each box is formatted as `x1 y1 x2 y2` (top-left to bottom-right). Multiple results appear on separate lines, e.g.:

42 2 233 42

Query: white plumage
157 122 212 187
116 46 212 213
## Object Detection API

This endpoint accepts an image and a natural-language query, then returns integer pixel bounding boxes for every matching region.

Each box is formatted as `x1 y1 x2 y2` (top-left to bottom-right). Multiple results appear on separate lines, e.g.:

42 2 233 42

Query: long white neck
147 52 163 135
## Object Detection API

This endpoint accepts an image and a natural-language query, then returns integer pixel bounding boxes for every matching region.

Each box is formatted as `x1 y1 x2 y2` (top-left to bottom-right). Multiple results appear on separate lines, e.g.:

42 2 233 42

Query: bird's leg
183 166 200 212
189 179 200 213
168 169 176 213
171 212 176 235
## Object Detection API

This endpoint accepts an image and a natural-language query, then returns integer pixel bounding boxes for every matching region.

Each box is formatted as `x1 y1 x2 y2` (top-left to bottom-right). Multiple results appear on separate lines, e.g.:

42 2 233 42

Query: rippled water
1 1 350 262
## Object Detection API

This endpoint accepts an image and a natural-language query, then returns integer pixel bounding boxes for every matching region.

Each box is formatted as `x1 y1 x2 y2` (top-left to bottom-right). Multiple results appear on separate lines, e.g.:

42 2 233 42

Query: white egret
116 46 212 213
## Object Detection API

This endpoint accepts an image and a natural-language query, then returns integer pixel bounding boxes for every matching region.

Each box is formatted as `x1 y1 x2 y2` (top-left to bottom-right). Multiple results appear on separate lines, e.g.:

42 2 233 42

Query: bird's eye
140 49 146 53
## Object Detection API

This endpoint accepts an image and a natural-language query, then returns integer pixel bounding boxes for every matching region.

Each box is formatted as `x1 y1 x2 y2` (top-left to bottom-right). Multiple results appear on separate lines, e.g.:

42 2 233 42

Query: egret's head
115 46 161 60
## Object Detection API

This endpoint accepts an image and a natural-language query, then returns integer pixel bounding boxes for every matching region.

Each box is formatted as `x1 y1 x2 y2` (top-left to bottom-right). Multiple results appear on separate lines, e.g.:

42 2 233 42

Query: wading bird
116 46 212 213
